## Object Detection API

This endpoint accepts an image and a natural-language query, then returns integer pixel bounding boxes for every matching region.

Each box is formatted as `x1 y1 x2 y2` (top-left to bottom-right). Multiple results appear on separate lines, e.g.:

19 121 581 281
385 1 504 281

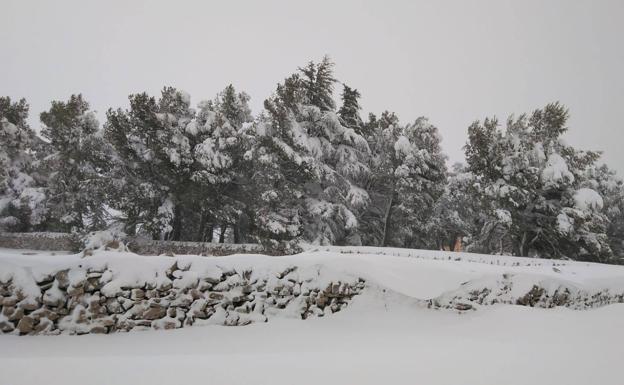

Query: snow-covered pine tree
338 84 364 135
243 116 309 249
104 87 196 240
294 58 371 245
360 112 447 247
105 86 254 242
250 74 313 247
296 106 369 244
386 117 447 248
256 58 371 245
359 111 401 246
191 85 254 242
299 56 336 112
429 163 484 251
529 107 611 262
40 94 111 232
0 97 48 231
465 103 612 261
584 164 624 263
462 117 515 254
334 83 371 244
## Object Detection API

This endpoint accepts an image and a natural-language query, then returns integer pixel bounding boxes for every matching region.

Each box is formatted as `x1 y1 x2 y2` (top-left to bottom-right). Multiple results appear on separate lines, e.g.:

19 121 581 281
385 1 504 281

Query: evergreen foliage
40 95 110 232
464 103 611 262
1 59 622 264
0 97 48 231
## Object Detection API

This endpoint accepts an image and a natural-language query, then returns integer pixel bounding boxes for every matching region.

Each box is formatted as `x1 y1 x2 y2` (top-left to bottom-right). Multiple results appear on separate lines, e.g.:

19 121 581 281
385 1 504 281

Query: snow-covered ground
1 246 624 385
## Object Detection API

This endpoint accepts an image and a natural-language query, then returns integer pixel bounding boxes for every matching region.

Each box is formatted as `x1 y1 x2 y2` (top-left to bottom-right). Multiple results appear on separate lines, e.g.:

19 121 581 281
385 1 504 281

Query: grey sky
2 0 623 172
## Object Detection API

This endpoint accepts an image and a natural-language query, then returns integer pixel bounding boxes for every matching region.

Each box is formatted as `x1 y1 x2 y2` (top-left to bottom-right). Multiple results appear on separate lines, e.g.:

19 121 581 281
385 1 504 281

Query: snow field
1 246 624 384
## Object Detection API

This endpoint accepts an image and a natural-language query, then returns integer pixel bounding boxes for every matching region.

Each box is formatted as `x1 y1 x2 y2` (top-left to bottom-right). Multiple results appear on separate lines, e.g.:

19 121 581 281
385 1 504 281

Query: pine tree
299 55 336 111
105 86 256 242
464 103 611 261
0 97 47 231
360 111 401 246
40 94 111 232
250 78 314 247
585 164 624 263
258 57 371 245
296 105 370 244
295 59 370 244
401 118 448 248
359 112 447 247
244 115 312 248
338 84 363 134
384 117 447 247
191 85 254 242
104 88 196 239
430 164 485 251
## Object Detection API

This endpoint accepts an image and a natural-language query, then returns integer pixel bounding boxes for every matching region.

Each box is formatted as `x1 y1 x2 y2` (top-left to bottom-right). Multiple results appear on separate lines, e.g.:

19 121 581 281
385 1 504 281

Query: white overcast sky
2 0 623 172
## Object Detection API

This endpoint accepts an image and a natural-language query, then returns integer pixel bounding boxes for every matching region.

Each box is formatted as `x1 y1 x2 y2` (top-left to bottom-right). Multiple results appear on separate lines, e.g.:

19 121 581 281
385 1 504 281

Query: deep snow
1 245 623 385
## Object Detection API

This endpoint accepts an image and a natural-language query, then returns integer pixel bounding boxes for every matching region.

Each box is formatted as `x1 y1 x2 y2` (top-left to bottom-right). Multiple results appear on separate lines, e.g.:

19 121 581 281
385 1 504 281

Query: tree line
1 57 622 263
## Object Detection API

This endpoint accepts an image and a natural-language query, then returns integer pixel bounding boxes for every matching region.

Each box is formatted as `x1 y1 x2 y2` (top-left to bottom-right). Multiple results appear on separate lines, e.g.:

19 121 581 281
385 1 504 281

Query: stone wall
125 237 267 256
429 273 624 311
0 262 364 335
0 232 277 256
0 232 81 252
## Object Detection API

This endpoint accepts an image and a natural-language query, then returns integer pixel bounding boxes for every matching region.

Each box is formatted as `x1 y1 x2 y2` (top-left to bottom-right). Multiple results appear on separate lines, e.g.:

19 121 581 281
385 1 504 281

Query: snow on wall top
1 245 624 303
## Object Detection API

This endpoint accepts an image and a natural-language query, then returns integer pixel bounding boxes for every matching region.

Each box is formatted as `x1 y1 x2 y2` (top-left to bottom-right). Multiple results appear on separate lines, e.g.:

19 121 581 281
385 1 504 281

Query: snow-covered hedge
0 251 364 335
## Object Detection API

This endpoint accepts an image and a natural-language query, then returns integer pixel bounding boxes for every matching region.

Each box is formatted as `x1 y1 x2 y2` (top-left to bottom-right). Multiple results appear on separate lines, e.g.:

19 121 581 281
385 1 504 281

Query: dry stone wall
0 259 364 335
125 238 268 256
0 232 81 252
429 273 624 311
0 232 277 256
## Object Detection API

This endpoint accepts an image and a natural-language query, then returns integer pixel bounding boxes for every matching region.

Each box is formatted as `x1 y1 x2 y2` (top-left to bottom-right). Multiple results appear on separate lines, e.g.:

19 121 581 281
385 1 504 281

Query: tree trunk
206 224 214 243
125 210 138 237
197 213 206 242
171 205 182 241
219 223 227 243
233 223 240 244
381 194 395 247
519 231 527 257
